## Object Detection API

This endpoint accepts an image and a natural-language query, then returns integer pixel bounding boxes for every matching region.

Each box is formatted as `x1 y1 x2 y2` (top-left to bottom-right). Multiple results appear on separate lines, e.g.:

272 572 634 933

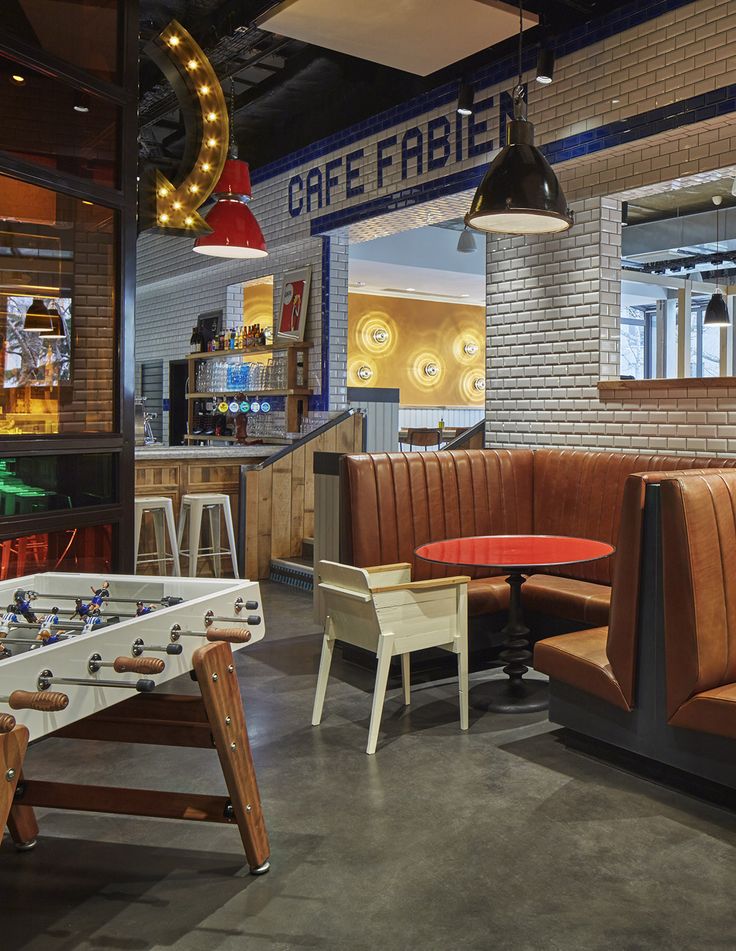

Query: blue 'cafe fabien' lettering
287 96 493 218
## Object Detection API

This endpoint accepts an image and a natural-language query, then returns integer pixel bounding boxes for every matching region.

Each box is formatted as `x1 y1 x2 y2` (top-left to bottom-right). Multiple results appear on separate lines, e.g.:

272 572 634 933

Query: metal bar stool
134 496 181 576
177 493 239 578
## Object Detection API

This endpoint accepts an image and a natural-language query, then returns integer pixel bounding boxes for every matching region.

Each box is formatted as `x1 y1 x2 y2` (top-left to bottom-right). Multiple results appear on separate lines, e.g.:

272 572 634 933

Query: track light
457 228 477 253
536 48 555 85
457 83 474 117
73 92 91 113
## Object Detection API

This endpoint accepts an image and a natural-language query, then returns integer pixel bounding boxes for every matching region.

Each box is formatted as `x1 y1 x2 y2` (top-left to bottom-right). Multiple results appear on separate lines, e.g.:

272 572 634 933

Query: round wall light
464 342 480 356
357 365 373 381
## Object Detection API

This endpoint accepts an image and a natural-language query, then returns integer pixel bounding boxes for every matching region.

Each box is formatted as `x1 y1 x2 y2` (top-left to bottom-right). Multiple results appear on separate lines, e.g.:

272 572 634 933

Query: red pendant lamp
193 84 267 259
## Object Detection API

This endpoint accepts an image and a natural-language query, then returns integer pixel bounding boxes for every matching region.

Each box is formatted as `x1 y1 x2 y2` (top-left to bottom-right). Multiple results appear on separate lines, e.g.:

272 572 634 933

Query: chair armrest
364 563 412 573
365 563 413 588
372 576 470 594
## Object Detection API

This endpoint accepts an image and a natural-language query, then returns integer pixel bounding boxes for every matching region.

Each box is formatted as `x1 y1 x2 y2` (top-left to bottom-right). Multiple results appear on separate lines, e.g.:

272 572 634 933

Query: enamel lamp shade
23 298 52 333
193 159 268 259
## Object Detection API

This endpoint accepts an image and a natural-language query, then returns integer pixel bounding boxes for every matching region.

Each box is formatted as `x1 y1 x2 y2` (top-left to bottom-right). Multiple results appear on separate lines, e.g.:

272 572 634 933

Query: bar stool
134 496 181 576
177 493 239 578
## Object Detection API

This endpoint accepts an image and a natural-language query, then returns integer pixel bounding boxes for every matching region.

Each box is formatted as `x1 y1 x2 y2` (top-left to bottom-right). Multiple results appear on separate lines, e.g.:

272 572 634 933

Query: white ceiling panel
257 0 538 75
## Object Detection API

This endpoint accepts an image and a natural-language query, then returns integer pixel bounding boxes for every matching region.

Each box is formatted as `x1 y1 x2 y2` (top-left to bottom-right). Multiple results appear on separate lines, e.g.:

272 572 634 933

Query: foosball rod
170 623 252 644
0 689 69 711
32 606 142 619
4 620 110 632
37 669 156 693
32 593 183 607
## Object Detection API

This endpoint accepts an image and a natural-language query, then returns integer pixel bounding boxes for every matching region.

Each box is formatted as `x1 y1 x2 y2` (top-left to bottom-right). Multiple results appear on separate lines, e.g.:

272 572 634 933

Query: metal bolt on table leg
5 767 16 782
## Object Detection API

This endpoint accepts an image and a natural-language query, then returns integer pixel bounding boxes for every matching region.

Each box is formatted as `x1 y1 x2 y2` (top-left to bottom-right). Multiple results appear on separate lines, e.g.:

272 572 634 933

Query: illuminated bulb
184 216 194 226
168 35 180 46
357 365 373 381
372 328 389 344
172 200 182 210
187 59 198 70
199 85 210 96
463 342 479 355
159 213 169 223
158 187 169 198
11 74 25 85
189 184 200 194
206 111 217 122
207 137 217 147
201 162 211 172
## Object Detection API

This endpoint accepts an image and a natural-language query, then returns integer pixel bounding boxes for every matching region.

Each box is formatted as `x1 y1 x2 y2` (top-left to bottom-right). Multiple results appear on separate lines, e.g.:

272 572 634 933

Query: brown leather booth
341 449 736 629
661 471 736 740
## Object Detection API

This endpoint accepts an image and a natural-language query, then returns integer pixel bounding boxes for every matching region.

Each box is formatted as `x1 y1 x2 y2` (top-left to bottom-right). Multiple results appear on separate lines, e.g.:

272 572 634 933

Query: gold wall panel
347 293 485 406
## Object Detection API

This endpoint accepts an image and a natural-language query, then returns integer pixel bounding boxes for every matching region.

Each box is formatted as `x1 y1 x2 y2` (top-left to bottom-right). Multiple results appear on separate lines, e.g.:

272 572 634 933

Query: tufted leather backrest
660 471 736 717
532 449 736 585
341 449 534 580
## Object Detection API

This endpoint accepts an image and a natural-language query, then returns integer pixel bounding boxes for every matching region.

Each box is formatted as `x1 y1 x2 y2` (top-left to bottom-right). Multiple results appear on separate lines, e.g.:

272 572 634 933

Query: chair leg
366 636 393 755
133 506 143 573
458 647 469 731
312 626 336 726
187 501 203 578
152 508 166 575
209 505 222 578
163 500 181 577
222 499 240 579
401 653 411 706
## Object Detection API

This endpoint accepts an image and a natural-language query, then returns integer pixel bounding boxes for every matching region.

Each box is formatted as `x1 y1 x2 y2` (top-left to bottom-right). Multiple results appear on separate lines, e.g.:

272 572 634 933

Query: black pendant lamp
40 303 67 339
22 298 52 333
465 0 572 236
704 195 731 327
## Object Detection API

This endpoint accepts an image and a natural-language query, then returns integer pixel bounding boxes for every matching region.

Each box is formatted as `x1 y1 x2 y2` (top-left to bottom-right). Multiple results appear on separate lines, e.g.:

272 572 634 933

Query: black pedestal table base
472 571 549 714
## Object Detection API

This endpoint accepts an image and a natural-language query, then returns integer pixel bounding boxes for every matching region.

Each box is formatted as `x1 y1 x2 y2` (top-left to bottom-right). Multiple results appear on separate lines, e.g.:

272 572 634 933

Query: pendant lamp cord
518 0 523 88
513 0 526 120
228 79 238 160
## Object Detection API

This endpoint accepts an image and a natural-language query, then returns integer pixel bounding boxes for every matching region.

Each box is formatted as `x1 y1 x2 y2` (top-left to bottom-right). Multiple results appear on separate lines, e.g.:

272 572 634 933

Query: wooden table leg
0 726 38 850
193 641 270 874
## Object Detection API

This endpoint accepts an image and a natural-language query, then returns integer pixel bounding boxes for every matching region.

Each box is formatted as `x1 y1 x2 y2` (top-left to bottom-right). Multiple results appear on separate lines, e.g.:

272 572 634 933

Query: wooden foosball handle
9 690 69 712
206 626 252 644
113 656 165 674
0 713 16 733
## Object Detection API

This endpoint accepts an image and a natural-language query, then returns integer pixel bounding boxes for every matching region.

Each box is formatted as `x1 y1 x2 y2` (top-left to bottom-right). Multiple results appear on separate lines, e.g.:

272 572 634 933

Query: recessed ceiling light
460 293 470 298
11 74 25 85
405 287 416 292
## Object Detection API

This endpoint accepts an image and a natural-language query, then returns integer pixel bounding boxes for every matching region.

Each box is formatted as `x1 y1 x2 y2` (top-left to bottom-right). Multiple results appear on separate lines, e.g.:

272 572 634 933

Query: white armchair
312 560 470 754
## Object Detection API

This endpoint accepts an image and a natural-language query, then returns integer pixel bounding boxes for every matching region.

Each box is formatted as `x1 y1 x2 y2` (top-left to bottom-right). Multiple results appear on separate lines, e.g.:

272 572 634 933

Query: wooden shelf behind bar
187 341 313 361
187 389 312 399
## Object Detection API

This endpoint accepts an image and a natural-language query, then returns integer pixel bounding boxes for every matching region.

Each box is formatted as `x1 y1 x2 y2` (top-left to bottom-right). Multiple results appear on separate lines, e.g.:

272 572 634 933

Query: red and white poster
277 266 311 340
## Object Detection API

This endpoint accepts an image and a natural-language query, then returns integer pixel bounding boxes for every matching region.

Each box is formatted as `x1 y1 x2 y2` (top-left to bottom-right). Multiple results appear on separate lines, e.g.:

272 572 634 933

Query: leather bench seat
534 628 629 711
522 574 611 626
468 576 510 615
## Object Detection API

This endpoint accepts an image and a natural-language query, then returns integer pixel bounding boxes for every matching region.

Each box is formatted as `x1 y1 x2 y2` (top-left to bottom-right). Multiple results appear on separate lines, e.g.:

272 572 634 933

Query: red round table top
415 535 615 571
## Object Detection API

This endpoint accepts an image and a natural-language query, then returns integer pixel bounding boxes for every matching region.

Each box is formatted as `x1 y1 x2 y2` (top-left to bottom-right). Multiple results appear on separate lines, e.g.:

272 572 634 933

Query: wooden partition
243 411 364 579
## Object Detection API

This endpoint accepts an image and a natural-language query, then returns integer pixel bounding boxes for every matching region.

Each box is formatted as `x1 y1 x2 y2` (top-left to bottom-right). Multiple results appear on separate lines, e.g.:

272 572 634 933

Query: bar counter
135 444 281 567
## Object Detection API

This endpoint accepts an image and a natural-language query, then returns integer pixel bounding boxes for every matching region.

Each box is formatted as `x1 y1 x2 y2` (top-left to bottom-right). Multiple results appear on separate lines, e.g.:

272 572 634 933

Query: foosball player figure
135 601 155 617
12 588 38 623
71 598 101 621
90 581 110 608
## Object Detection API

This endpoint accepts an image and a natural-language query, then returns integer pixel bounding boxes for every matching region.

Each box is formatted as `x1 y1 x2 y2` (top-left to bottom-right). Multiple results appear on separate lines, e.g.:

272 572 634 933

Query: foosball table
0 572 270 875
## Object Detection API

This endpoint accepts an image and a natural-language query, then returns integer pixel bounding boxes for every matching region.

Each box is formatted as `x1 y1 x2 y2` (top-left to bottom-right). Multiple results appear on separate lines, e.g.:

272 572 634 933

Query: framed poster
277 266 311 341
196 309 223 348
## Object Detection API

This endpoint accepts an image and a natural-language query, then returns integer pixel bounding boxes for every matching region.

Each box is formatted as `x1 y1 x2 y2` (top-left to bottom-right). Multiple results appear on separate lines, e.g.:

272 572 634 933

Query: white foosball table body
0 573 264 742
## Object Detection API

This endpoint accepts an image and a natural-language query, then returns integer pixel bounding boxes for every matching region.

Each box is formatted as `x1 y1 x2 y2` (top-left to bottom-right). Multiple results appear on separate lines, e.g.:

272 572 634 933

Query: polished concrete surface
4 582 736 950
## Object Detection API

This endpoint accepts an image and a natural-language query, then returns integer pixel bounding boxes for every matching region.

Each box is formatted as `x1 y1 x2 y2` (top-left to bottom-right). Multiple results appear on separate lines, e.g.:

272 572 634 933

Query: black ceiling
138 0 638 176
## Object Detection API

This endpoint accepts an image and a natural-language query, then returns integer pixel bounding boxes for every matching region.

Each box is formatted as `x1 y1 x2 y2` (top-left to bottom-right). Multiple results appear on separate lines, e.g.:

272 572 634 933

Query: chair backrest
316 560 381 650
660 471 736 717
407 428 441 448
340 450 534 581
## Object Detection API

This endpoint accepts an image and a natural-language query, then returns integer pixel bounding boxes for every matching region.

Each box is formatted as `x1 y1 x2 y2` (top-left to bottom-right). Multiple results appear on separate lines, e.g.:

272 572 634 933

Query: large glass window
0 58 120 187
0 174 118 435
620 305 654 380
0 454 116 516
4 1 121 83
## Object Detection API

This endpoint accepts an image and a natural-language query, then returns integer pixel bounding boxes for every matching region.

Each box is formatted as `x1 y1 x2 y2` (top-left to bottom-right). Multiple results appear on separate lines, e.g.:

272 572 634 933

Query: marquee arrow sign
144 20 229 235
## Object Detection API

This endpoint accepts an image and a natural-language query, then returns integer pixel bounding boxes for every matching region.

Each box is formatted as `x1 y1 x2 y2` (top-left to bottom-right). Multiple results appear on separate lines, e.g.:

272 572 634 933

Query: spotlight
536 48 555 85
457 83 474 117
457 228 477 253
11 74 25 85
73 92 90 113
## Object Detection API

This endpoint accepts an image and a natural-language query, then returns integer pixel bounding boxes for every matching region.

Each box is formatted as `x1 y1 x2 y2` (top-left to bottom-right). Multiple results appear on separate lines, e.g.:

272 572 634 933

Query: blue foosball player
135 601 155 617
12 589 37 623
72 598 101 621
90 581 110 609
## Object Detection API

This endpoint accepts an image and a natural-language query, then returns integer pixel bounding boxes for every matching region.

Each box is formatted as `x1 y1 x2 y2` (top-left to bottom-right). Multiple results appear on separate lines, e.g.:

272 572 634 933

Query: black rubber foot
471 677 549 714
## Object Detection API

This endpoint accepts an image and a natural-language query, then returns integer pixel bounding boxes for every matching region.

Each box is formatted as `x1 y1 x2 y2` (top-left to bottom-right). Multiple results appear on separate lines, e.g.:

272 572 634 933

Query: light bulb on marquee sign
143 20 229 234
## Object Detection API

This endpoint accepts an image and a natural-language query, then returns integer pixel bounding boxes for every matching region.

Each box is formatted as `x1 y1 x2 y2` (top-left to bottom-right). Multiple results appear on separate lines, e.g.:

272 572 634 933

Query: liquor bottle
189 326 199 353
258 325 267 347
438 416 445 435
229 330 236 350
219 332 226 351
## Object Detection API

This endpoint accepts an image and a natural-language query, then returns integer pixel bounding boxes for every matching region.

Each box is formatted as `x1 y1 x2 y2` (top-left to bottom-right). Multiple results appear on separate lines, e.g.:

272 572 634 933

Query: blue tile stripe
310 235 331 412
541 84 736 166
251 0 696 186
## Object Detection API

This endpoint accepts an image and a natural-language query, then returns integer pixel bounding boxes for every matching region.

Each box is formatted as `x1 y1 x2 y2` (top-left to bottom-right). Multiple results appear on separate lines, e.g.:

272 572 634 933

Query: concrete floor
4 582 736 951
